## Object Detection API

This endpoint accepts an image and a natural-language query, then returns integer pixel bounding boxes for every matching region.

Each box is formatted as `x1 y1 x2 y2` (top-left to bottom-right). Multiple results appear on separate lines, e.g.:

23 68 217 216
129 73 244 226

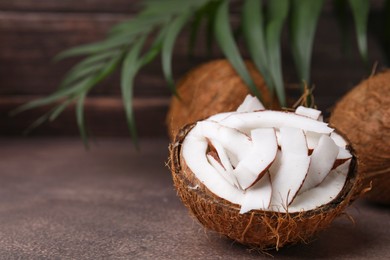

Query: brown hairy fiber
169 124 364 250
330 70 390 204
166 59 279 140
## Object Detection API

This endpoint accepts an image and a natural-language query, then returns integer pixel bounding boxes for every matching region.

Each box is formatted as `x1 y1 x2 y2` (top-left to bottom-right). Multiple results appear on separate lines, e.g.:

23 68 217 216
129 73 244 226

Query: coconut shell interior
166 59 280 140
329 70 390 204
169 124 364 250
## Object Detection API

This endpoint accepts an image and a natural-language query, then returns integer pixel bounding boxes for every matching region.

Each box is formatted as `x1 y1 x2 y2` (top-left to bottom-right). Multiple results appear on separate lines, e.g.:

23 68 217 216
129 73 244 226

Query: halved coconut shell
169 124 364 250
329 70 390 204
166 59 279 140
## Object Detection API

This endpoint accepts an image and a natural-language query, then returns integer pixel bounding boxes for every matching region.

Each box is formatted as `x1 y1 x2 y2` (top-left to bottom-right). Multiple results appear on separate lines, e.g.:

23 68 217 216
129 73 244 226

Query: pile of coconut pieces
182 95 353 214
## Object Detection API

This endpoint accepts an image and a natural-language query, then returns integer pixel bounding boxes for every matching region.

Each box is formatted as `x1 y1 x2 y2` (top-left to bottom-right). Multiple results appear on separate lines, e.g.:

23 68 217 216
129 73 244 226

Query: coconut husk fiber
329 70 390 204
166 59 279 140
169 124 365 250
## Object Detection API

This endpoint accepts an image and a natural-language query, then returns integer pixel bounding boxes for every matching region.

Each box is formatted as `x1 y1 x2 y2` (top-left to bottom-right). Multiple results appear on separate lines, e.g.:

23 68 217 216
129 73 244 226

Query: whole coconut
329 70 390 204
166 59 279 140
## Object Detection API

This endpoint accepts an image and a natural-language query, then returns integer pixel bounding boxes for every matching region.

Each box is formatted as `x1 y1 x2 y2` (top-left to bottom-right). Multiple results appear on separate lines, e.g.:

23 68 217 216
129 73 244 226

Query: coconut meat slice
305 131 324 151
207 111 234 123
240 173 272 214
332 146 353 169
207 138 239 188
280 127 309 154
337 147 352 160
197 121 252 161
207 138 234 172
234 128 278 190
207 153 227 177
330 132 352 168
236 94 265 112
269 127 310 210
300 135 339 193
289 159 351 212
295 106 322 120
219 110 333 135
182 132 244 204
207 154 239 188
330 132 348 148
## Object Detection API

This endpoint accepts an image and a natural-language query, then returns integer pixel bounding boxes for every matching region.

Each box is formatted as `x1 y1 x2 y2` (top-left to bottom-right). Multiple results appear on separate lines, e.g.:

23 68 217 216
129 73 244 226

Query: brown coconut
169 124 365 250
329 70 390 204
166 59 279 140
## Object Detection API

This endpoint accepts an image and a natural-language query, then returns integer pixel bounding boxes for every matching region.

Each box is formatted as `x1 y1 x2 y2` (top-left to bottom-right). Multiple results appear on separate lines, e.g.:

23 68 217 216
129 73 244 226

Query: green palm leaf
60 63 105 88
290 0 324 88
55 34 134 60
264 0 289 106
187 1 222 57
242 0 271 90
214 1 260 99
242 0 288 106
120 36 147 148
49 99 74 121
76 93 88 147
348 0 369 62
10 77 95 115
162 11 192 96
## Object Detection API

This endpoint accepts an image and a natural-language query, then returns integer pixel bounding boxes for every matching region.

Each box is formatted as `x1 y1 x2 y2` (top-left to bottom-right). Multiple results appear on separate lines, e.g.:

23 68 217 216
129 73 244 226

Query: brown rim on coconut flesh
169 100 368 251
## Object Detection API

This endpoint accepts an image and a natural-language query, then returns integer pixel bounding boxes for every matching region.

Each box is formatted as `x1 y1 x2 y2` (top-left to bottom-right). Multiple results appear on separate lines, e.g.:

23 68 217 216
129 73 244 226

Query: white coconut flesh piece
236 95 265 112
207 94 265 122
183 133 245 204
329 131 352 168
306 130 351 155
206 138 239 188
207 154 239 188
197 121 251 161
207 111 234 122
305 131 324 152
332 146 353 170
181 107 352 214
295 106 322 120
330 132 348 148
289 159 351 212
299 135 339 194
240 173 272 214
269 127 310 210
218 110 333 135
234 128 278 190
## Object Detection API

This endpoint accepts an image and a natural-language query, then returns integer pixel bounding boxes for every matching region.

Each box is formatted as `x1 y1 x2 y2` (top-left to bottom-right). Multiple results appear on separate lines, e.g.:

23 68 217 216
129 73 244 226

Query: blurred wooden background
0 0 386 138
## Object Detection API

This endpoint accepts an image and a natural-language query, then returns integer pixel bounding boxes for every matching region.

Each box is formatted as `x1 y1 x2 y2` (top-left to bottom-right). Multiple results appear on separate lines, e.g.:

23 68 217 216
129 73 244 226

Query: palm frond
242 0 271 90
14 0 372 144
120 35 148 149
348 0 369 62
76 93 88 148
264 0 289 107
162 11 192 96
290 0 324 88
13 0 212 145
214 1 260 99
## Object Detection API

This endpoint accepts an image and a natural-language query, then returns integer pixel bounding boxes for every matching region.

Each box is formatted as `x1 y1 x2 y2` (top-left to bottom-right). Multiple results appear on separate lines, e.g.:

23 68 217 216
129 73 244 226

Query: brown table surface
0 138 389 259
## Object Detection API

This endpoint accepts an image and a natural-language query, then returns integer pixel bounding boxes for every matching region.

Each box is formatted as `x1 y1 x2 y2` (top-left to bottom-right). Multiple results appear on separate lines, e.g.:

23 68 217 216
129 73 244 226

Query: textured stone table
0 138 389 259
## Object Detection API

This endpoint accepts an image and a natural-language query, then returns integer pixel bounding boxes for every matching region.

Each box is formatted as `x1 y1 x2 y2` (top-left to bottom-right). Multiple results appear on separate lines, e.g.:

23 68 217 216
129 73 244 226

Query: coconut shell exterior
166 59 279 140
169 124 364 250
329 70 390 204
